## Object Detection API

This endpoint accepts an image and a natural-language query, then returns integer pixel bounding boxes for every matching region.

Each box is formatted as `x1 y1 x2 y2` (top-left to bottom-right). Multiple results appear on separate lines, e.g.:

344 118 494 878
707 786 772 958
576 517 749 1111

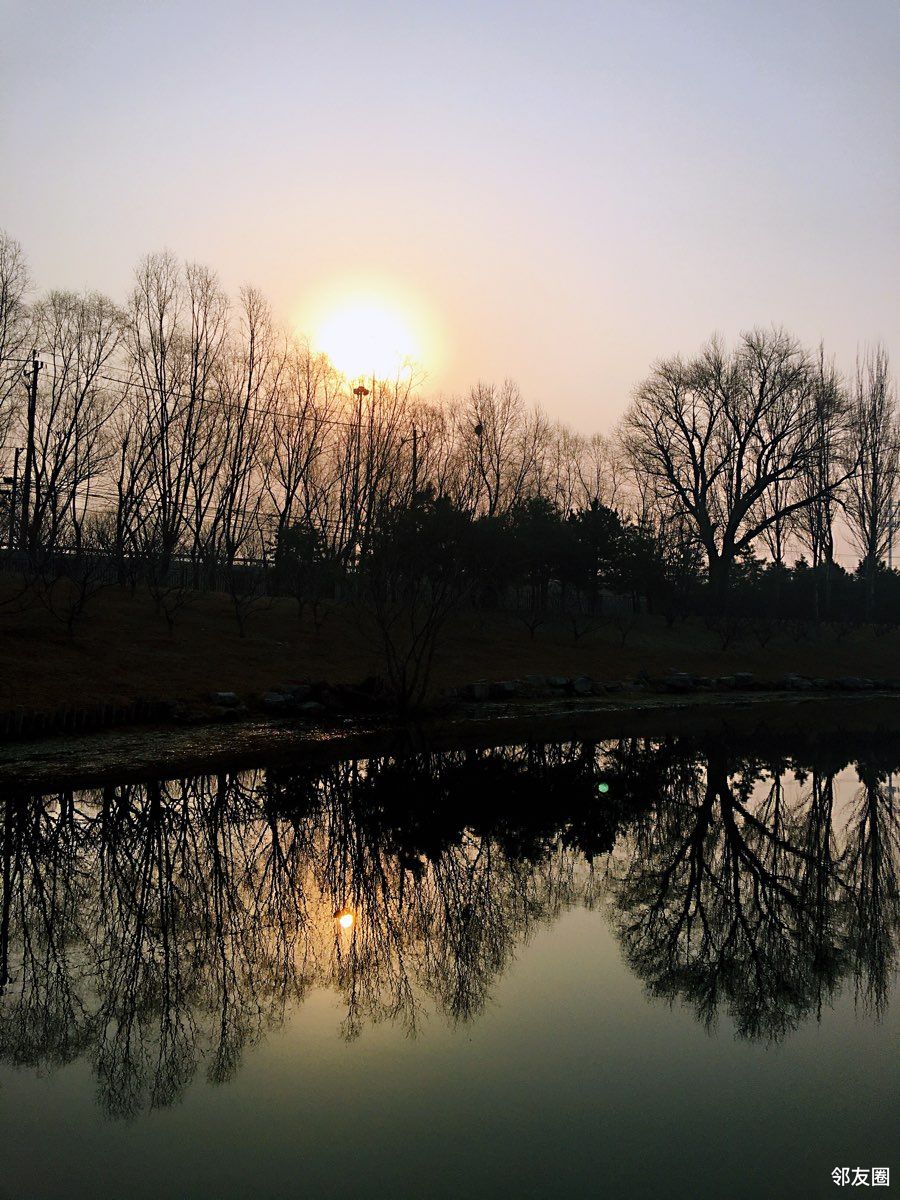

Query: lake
0 729 896 1199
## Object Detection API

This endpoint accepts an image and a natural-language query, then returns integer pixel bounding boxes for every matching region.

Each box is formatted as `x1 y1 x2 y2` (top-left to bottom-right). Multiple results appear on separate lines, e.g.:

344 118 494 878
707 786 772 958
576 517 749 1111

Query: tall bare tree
623 328 853 599
466 380 541 517
25 290 122 555
844 345 898 616
263 338 338 549
792 348 850 617
0 232 30 451
126 253 229 573
0 233 31 546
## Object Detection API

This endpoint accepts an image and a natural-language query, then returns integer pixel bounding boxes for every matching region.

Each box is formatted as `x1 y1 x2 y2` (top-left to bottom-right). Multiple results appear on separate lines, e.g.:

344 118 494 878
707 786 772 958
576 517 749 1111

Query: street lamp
887 500 899 572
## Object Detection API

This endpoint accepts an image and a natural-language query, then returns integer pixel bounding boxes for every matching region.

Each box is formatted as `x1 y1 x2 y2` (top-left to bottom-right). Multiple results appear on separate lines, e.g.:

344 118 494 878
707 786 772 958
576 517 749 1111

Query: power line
58 365 361 431
4 351 416 434
45 485 355 533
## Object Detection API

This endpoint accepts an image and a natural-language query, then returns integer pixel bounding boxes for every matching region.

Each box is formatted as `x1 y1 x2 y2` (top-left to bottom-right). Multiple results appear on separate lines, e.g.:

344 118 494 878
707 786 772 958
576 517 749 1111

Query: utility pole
888 500 898 572
410 425 418 497
8 447 20 550
19 352 43 552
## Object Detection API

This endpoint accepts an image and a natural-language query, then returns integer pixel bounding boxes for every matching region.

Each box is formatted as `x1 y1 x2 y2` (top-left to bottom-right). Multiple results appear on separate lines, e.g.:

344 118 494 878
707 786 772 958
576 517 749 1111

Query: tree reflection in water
0 736 896 1117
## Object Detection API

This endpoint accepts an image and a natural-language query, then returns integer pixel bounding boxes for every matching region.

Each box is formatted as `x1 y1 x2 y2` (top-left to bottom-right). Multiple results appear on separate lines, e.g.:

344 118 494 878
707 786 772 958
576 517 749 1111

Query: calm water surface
0 732 896 1199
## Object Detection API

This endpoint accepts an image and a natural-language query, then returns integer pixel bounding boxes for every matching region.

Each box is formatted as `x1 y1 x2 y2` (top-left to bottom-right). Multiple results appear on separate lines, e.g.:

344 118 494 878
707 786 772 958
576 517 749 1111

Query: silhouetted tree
845 346 899 619
623 329 854 602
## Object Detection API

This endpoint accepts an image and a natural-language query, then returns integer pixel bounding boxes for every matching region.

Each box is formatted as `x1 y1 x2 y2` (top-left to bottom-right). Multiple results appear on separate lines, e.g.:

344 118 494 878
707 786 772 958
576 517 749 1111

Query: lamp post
351 384 370 561
352 383 369 477
473 421 485 514
888 500 899 572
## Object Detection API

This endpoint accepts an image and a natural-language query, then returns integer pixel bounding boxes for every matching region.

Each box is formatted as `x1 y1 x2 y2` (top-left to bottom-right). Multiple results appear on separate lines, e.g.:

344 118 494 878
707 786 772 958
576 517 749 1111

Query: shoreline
2 690 898 789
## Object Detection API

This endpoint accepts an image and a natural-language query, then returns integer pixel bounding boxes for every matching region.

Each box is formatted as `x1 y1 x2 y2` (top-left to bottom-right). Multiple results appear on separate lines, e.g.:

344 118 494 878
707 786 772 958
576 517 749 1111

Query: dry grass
1 580 898 711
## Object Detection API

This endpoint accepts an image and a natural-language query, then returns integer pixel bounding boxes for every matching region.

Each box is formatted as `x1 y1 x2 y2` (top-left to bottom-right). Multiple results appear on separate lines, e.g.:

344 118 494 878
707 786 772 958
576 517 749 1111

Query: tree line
0 230 897 640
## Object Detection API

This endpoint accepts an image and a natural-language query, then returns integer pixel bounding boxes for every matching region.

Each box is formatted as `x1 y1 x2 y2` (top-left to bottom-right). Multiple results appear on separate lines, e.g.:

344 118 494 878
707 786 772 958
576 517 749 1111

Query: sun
314 299 420 379
307 288 431 381
334 908 355 930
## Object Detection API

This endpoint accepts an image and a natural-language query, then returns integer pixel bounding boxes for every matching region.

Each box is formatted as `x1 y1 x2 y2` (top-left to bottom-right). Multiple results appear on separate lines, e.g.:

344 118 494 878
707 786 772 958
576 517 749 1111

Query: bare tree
127 253 229 574
25 290 122 556
792 348 850 618
466 380 537 517
0 233 31 545
574 430 626 512
623 328 853 600
215 287 280 633
264 338 338 553
844 345 898 617
108 388 157 586
0 231 30 431
212 287 276 567
327 373 416 567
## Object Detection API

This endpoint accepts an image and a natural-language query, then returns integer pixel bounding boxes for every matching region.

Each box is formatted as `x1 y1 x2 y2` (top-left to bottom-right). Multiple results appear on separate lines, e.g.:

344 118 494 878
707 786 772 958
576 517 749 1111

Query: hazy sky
2 0 898 431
